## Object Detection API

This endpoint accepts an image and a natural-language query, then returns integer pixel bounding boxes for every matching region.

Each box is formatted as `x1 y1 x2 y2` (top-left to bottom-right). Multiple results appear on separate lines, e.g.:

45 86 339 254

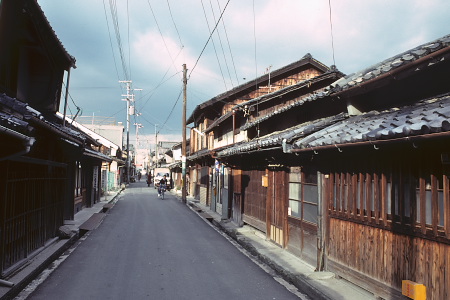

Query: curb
183 197 333 300
0 190 123 300
0 234 78 300
210 219 331 300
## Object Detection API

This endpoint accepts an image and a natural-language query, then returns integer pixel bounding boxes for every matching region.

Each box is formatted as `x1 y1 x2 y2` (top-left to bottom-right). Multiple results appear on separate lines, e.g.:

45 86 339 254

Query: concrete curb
182 197 331 299
210 219 332 300
0 234 78 300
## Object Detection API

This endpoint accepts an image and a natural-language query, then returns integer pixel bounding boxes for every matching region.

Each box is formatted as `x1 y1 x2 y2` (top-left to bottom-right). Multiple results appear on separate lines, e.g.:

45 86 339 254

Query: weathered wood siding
267 169 288 246
328 218 450 300
323 145 450 300
232 169 243 225
242 169 267 233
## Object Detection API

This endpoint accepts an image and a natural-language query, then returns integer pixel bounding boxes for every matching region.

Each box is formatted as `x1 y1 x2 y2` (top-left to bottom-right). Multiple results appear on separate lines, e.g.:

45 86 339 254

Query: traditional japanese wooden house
217 34 450 299
0 0 111 277
187 54 341 219
283 34 450 300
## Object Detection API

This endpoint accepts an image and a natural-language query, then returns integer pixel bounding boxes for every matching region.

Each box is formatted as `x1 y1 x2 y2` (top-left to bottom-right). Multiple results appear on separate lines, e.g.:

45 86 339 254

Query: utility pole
182 64 187 204
155 124 158 168
134 123 143 168
120 80 132 184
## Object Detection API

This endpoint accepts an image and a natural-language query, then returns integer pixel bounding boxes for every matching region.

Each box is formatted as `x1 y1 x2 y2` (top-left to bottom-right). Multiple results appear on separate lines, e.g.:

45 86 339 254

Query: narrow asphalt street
24 182 305 300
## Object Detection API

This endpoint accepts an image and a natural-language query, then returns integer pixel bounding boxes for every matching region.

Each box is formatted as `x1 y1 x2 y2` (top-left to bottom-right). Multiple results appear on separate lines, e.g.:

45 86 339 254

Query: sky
38 0 449 150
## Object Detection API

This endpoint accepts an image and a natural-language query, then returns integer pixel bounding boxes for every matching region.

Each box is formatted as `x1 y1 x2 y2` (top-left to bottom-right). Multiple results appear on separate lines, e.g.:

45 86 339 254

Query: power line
328 0 337 67
127 0 132 79
189 0 231 79
216 0 239 87
102 0 121 81
200 0 227 90
208 0 233 89
166 0 184 48
146 0 183 76
158 88 183 134
108 0 129 79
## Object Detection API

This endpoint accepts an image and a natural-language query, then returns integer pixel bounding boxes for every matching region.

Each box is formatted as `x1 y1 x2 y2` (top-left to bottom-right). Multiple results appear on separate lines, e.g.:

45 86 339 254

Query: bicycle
158 184 166 199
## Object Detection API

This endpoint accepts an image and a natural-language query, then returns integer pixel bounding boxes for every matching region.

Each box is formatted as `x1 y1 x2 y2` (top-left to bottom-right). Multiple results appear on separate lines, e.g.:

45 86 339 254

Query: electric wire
102 0 121 81
127 0 132 79
252 0 260 137
166 0 184 48
139 47 184 109
208 0 233 89
141 70 182 109
200 0 227 91
157 88 183 134
216 0 239 86
188 0 231 79
109 0 130 80
146 0 183 77
328 0 336 67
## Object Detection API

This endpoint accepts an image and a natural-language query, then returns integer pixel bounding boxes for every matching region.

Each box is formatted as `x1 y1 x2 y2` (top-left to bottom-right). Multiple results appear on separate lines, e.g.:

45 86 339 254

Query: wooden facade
242 169 267 232
186 31 450 299
317 140 450 299
0 0 114 277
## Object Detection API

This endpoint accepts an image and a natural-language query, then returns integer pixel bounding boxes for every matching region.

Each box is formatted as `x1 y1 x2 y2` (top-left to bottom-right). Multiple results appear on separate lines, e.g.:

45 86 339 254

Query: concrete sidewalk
185 197 376 300
0 189 123 300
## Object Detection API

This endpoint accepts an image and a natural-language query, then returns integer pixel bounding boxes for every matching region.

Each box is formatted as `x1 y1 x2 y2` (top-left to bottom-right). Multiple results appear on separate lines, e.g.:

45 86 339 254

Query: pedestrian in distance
146 173 151 187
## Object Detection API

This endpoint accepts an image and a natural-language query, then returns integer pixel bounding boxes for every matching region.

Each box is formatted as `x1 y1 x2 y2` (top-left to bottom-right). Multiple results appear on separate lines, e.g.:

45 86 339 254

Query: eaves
187 53 332 124
24 0 76 69
290 92 450 153
83 148 113 162
204 71 342 133
330 34 450 97
216 113 347 158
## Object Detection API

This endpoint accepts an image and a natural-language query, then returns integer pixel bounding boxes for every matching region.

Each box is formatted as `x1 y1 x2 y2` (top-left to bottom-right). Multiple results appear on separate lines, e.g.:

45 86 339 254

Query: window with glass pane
289 183 301 200
303 202 318 224
289 200 301 218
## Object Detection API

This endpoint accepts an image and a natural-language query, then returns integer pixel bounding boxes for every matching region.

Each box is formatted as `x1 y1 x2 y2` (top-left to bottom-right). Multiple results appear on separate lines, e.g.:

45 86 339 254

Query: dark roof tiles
292 93 450 150
332 34 450 93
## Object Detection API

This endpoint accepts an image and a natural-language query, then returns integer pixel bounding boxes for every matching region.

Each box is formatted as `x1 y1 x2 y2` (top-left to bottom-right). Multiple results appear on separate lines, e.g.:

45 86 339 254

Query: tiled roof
0 93 84 144
331 34 450 93
84 148 113 162
188 53 331 124
205 71 341 133
292 93 450 150
216 113 347 158
187 148 211 161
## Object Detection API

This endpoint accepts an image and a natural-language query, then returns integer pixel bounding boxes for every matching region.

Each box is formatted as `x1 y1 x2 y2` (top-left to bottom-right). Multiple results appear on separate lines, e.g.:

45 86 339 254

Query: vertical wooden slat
431 174 438 235
444 175 450 239
346 172 351 219
336 173 341 214
442 243 449 300
420 177 427 234
381 173 387 227
351 173 357 218
374 173 380 225
399 167 405 225
359 173 364 221
266 169 272 239
365 173 371 222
